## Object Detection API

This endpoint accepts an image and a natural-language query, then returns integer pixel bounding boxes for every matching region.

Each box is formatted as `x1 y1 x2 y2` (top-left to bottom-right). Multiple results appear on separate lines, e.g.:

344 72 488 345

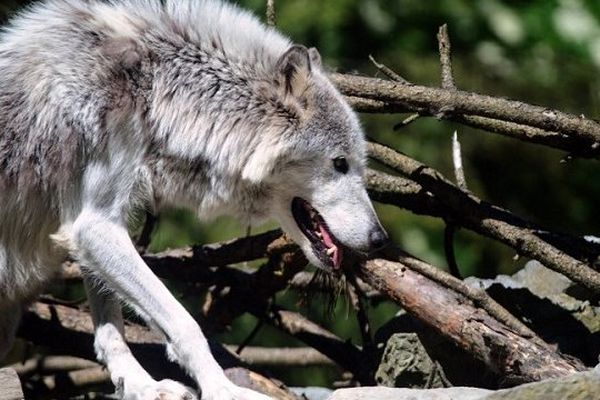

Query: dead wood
358 253 586 384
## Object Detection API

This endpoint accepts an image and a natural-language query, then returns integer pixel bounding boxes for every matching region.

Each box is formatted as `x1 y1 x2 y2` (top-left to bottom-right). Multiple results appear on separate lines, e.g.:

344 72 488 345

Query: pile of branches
8 25 600 399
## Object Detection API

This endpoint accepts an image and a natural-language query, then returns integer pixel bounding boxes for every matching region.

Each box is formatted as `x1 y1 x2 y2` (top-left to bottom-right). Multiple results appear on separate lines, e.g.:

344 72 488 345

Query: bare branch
367 141 600 293
11 356 99 376
233 346 334 367
256 306 373 384
331 73 600 158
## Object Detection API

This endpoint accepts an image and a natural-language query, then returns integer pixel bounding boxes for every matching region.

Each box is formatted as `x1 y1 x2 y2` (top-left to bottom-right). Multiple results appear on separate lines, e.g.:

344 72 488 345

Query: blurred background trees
1 0 599 391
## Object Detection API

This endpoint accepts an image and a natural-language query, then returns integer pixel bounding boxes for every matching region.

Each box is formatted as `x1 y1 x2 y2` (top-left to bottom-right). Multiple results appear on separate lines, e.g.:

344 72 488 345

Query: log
359 256 586 384
0 368 24 400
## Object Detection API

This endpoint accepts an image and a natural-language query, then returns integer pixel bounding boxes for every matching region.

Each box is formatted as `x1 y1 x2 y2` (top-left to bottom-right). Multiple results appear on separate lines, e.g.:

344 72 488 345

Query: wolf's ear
276 45 312 98
101 37 145 70
308 47 322 68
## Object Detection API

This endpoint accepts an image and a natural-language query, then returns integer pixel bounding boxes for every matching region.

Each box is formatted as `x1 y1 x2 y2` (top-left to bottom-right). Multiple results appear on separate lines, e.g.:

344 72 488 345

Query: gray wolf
0 0 388 399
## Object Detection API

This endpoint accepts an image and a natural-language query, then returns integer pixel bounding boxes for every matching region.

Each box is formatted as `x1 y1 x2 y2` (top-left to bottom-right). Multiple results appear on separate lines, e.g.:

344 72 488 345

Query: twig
136 211 157 252
452 131 468 190
443 224 461 279
437 24 456 90
368 55 410 85
346 273 373 351
236 319 265 355
266 0 276 27
446 130 467 279
393 113 421 131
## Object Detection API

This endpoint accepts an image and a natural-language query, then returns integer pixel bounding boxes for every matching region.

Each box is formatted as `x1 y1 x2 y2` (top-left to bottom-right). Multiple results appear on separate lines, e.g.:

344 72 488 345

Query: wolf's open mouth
291 197 342 271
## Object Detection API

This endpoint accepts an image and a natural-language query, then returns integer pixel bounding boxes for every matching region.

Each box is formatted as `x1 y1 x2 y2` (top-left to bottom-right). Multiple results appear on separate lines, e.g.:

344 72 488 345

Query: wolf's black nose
369 228 389 252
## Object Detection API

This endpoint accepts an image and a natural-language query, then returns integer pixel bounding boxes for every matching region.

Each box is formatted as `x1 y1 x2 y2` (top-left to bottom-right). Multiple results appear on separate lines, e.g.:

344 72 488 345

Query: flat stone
328 371 600 400
327 386 492 400
291 386 333 400
485 371 600 400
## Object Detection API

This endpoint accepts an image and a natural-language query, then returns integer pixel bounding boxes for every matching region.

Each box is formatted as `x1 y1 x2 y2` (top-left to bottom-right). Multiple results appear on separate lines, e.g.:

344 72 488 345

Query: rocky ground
293 260 600 400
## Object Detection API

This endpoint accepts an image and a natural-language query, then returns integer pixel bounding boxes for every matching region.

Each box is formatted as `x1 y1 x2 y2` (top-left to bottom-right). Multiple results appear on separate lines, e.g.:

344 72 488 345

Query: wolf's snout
369 227 389 253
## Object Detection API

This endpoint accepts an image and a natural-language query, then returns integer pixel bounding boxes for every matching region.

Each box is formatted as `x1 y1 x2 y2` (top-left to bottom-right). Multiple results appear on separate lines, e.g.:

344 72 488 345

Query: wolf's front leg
73 210 271 400
84 276 197 400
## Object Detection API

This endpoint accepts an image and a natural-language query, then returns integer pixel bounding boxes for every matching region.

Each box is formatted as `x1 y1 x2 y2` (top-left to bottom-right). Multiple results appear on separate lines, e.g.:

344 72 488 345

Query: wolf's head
243 45 388 273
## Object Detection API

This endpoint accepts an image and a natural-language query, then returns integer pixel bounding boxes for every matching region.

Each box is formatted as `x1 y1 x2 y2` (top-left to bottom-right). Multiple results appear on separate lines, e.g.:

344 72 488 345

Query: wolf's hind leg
0 302 22 362
84 276 197 400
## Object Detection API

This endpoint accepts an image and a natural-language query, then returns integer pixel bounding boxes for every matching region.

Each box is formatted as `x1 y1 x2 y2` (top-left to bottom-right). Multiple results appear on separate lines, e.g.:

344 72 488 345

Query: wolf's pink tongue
319 225 334 248
319 224 342 269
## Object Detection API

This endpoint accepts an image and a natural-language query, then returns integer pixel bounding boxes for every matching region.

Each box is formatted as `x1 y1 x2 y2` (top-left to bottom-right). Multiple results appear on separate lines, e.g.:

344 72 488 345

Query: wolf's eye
333 157 349 174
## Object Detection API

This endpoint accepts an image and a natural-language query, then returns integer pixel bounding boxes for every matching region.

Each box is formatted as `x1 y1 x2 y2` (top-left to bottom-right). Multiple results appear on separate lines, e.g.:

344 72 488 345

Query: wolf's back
0 0 290 194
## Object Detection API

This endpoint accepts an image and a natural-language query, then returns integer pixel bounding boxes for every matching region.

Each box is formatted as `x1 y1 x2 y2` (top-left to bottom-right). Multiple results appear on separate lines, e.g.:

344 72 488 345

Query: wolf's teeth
326 247 335 256
315 231 322 238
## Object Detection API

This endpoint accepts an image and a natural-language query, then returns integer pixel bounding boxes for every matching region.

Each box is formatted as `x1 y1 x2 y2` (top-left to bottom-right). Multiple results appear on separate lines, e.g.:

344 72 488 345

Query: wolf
0 0 388 399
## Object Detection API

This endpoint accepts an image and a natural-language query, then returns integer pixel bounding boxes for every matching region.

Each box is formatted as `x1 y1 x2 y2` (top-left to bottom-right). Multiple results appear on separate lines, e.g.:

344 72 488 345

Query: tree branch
359 254 586 384
331 73 600 158
254 306 373 384
366 141 600 293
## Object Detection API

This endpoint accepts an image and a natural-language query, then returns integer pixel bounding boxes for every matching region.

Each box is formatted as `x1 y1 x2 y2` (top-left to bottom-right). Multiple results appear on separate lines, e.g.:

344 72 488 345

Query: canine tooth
326 247 335 256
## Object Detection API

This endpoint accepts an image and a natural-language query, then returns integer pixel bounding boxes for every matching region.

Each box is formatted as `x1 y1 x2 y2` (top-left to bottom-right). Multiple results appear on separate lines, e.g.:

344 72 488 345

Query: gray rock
375 333 445 388
290 387 333 400
512 261 572 298
327 370 600 400
327 386 492 400
485 370 600 400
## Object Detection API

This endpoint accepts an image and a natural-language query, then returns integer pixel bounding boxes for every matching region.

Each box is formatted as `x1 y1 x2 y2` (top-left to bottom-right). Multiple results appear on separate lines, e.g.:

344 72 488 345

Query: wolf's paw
200 383 272 400
119 378 197 400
